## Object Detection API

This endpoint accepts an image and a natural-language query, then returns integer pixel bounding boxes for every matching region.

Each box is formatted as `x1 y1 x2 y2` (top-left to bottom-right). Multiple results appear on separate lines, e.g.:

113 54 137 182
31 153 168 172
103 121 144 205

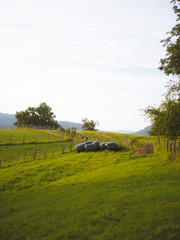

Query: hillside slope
0 147 180 240
134 125 152 136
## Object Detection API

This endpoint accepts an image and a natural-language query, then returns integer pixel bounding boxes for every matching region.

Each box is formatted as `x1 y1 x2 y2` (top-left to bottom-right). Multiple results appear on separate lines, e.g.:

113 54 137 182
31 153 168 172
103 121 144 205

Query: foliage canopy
81 118 99 131
145 81 180 140
14 102 61 129
159 0 180 76
145 1 180 140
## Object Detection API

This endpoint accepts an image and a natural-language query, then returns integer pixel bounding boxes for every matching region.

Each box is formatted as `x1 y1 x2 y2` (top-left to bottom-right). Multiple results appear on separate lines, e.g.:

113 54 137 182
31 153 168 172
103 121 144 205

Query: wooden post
150 142 153 153
36 133 38 143
170 141 172 152
53 148 55 156
174 141 176 156
167 140 169 152
44 150 46 158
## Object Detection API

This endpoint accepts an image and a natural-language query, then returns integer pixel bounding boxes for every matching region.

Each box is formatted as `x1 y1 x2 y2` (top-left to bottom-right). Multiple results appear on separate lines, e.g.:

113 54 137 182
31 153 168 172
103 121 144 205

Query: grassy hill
0 129 180 239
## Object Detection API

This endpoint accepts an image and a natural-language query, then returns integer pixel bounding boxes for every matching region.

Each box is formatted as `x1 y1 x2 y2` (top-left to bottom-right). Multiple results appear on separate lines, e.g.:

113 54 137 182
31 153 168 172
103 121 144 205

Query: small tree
14 102 61 129
81 118 99 131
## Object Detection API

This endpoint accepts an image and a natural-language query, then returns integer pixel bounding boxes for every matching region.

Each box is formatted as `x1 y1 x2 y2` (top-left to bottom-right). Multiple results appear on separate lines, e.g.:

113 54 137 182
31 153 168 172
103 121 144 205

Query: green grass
0 129 75 167
78 130 157 148
0 129 64 145
0 147 180 239
0 141 75 167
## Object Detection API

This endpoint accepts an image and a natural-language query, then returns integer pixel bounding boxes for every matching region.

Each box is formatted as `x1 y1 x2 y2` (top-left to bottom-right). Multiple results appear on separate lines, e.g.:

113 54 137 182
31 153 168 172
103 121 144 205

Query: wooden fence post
170 141 172 152
36 133 38 143
23 134 25 144
167 140 169 152
44 150 46 158
174 141 176 156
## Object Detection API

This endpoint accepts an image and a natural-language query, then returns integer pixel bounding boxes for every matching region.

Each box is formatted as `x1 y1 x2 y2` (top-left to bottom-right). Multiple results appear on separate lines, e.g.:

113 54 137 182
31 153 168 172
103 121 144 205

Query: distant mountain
58 121 82 130
0 112 83 130
0 113 16 128
134 125 152 136
110 130 135 134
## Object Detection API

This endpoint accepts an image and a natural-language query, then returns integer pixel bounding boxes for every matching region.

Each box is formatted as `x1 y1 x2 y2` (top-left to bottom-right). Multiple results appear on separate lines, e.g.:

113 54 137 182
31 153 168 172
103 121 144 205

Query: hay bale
76 143 86 153
105 142 118 151
85 143 97 152
93 141 100 150
100 142 110 150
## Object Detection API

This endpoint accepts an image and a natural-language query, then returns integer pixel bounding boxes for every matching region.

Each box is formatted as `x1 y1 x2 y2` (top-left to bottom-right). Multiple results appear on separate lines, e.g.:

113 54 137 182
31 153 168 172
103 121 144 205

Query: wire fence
0 131 179 168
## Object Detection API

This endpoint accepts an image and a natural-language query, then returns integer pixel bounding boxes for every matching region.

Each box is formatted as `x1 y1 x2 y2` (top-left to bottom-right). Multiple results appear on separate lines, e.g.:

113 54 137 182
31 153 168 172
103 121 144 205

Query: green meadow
0 129 180 240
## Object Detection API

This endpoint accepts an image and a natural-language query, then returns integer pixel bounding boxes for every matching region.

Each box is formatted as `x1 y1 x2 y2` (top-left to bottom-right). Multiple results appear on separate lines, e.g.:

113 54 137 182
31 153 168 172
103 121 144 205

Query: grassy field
0 129 180 239
0 129 65 145
0 129 76 167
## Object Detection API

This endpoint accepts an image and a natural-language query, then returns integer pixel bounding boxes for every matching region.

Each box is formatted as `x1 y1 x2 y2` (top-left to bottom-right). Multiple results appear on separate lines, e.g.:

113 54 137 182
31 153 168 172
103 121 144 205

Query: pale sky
0 0 176 131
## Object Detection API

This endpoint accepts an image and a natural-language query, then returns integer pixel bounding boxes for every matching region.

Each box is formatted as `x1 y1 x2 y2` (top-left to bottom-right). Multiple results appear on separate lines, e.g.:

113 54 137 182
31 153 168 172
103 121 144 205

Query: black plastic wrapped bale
100 142 110 150
84 141 93 145
76 143 86 153
85 143 97 152
93 141 100 150
105 142 118 151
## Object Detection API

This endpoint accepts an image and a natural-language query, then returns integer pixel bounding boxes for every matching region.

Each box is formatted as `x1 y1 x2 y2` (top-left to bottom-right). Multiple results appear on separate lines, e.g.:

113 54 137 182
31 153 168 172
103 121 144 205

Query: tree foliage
159 0 180 76
14 102 61 129
145 1 180 140
81 118 99 131
145 81 180 140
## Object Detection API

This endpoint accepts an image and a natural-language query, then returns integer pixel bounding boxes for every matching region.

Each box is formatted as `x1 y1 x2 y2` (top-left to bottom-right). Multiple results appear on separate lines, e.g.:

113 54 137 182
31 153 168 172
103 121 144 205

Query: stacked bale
93 141 100 150
100 142 110 150
76 141 118 153
85 143 97 152
105 142 117 151
76 143 86 153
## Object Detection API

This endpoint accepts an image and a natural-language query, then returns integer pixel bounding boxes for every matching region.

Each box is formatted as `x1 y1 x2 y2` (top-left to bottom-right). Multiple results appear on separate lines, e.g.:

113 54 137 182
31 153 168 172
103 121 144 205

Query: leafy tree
145 1 180 141
14 102 61 129
145 90 180 140
81 118 99 131
159 0 180 76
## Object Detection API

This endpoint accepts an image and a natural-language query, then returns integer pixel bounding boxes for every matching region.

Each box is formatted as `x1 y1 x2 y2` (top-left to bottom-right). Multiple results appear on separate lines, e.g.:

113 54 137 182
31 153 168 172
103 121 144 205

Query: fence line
1 132 179 169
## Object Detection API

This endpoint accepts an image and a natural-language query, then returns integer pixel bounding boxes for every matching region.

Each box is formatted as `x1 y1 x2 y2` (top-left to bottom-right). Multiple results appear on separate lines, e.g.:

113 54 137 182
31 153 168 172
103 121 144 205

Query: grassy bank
0 147 180 239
